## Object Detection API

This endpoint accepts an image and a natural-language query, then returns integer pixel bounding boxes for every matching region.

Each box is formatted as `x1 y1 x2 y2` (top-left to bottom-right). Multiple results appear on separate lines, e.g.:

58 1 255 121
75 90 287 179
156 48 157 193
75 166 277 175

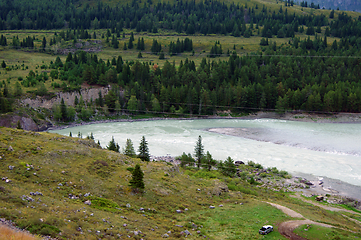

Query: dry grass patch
0 224 39 240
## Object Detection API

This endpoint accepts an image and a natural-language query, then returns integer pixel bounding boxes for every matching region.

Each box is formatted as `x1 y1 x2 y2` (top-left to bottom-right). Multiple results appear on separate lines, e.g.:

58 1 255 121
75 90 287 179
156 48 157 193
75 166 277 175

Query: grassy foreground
0 127 360 239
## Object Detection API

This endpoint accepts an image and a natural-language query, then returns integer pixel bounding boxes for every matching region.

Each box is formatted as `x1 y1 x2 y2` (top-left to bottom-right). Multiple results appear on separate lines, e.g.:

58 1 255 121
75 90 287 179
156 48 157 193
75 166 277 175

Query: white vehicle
259 225 273 235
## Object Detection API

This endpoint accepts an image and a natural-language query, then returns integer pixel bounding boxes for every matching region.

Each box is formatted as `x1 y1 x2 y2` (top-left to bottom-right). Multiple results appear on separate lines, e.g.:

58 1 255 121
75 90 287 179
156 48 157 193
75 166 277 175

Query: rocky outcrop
21 86 110 109
0 113 52 131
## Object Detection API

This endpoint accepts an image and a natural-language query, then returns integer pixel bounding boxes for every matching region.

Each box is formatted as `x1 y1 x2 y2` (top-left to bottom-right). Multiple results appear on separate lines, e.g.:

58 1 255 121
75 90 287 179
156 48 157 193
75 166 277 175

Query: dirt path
266 202 333 240
291 192 361 215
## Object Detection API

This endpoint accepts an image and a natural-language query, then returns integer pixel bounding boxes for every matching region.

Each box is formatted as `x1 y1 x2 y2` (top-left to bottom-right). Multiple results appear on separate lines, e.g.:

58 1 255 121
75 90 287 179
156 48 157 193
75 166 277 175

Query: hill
300 0 361 12
0 126 361 239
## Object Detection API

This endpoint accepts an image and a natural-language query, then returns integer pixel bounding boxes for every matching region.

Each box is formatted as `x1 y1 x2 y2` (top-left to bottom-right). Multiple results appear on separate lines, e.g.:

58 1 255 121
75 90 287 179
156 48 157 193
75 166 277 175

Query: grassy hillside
0 127 360 239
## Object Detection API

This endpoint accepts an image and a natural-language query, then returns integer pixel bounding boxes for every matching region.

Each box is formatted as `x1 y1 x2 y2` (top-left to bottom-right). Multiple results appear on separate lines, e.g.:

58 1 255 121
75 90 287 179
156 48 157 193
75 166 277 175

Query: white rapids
50 119 361 189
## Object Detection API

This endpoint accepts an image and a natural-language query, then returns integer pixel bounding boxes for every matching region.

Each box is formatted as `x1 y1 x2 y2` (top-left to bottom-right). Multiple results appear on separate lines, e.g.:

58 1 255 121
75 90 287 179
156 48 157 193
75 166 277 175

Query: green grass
0 25 347 95
179 201 290 239
294 224 361 240
0 127 360 239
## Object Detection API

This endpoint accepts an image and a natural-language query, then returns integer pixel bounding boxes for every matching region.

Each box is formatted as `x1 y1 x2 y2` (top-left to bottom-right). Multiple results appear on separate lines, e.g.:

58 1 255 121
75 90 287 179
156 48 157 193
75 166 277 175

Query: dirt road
266 202 333 240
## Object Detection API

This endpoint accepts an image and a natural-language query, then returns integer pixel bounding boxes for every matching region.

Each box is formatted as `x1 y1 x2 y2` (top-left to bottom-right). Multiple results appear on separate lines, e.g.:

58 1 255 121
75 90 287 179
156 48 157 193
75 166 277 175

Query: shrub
193 169 220 179
247 161 255 167
87 196 120 212
254 163 263 169
279 170 290 178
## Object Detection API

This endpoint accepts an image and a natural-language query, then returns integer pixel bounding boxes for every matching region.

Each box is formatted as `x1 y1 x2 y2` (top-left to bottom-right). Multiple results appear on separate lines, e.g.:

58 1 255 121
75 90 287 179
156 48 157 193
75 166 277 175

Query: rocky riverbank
46 111 361 132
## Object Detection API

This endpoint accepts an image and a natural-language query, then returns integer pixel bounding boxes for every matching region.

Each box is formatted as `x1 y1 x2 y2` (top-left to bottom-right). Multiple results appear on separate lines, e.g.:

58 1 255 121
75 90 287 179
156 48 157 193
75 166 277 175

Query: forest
5 34 359 120
1 0 361 117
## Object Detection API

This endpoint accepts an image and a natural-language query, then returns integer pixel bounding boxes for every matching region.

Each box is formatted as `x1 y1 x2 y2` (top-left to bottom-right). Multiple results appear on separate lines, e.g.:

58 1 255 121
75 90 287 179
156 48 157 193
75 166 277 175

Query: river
50 118 361 195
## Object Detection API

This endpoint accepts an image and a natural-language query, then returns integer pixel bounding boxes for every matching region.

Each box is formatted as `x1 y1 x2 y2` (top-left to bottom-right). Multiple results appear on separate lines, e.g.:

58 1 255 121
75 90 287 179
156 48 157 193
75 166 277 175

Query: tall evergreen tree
42 37 47 50
194 135 204 168
129 164 144 192
60 98 68 122
138 136 150 161
123 138 136 157
203 151 217 170
107 136 120 152
222 156 236 177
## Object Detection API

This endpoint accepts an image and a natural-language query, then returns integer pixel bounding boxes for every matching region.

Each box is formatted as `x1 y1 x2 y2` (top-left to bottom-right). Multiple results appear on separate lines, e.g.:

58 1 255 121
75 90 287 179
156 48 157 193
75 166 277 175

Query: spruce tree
179 152 195 167
107 136 120 152
194 135 204 168
123 139 136 157
60 98 68 122
204 151 216 170
138 136 150 161
129 164 144 192
42 37 47 50
222 156 236 177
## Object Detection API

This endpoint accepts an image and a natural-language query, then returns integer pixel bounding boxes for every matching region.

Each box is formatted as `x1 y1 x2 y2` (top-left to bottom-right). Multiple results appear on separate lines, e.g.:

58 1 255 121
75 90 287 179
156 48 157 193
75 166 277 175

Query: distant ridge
296 0 361 12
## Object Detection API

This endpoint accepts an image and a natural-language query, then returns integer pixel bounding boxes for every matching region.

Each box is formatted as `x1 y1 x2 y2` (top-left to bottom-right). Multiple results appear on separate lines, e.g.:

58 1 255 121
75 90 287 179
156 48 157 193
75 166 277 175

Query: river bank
46 111 361 131
48 112 361 204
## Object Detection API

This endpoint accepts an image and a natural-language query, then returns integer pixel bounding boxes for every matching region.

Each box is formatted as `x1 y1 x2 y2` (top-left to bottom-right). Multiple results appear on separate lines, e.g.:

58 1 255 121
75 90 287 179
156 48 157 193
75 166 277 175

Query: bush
270 167 279 174
193 169 220 179
87 196 120 212
254 163 263 169
247 161 255 167
17 218 60 238
279 170 290 178
227 183 258 196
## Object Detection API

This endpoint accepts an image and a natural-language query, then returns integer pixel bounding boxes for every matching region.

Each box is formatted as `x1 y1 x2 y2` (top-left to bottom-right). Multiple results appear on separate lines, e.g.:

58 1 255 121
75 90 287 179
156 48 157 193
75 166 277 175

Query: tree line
34 38 361 117
0 0 339 39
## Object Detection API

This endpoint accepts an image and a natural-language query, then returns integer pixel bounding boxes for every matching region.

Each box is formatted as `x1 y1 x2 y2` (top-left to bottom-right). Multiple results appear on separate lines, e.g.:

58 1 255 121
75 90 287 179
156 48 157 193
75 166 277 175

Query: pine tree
129 164 144 192
179 152 195 167
107 136 120 152
138 136 150 161
123 139 136 157
16 121 22 129
194 135 204 168
222 156 236 177
42 37 47 50
60 98 68 122
203 151 216 170
128 36 134 49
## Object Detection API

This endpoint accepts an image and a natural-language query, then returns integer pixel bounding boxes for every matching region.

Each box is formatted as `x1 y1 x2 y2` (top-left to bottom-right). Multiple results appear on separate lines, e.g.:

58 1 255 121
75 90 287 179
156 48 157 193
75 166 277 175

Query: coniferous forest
1 0 361 117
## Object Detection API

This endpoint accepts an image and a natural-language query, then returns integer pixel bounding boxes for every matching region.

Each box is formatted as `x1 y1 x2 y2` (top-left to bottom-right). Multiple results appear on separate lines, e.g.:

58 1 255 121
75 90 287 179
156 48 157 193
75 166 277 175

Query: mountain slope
1 127 360 239
300 0 361 12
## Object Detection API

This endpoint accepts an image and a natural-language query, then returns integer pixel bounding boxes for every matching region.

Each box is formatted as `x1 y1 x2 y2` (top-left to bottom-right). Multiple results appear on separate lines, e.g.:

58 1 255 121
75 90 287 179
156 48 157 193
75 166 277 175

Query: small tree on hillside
129 164 144 192
60 98 68 122
203 151 217 171
179 152 195 167
107 136 120 152
221 156 237 177
138 136 150 161
123 138 136 157
194 135 204 168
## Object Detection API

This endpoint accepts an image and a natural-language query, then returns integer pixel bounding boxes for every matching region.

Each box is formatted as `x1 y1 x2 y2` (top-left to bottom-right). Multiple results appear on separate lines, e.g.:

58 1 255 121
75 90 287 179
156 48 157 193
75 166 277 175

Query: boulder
84 200 91 205
234 161 244 165
316 195 324 201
